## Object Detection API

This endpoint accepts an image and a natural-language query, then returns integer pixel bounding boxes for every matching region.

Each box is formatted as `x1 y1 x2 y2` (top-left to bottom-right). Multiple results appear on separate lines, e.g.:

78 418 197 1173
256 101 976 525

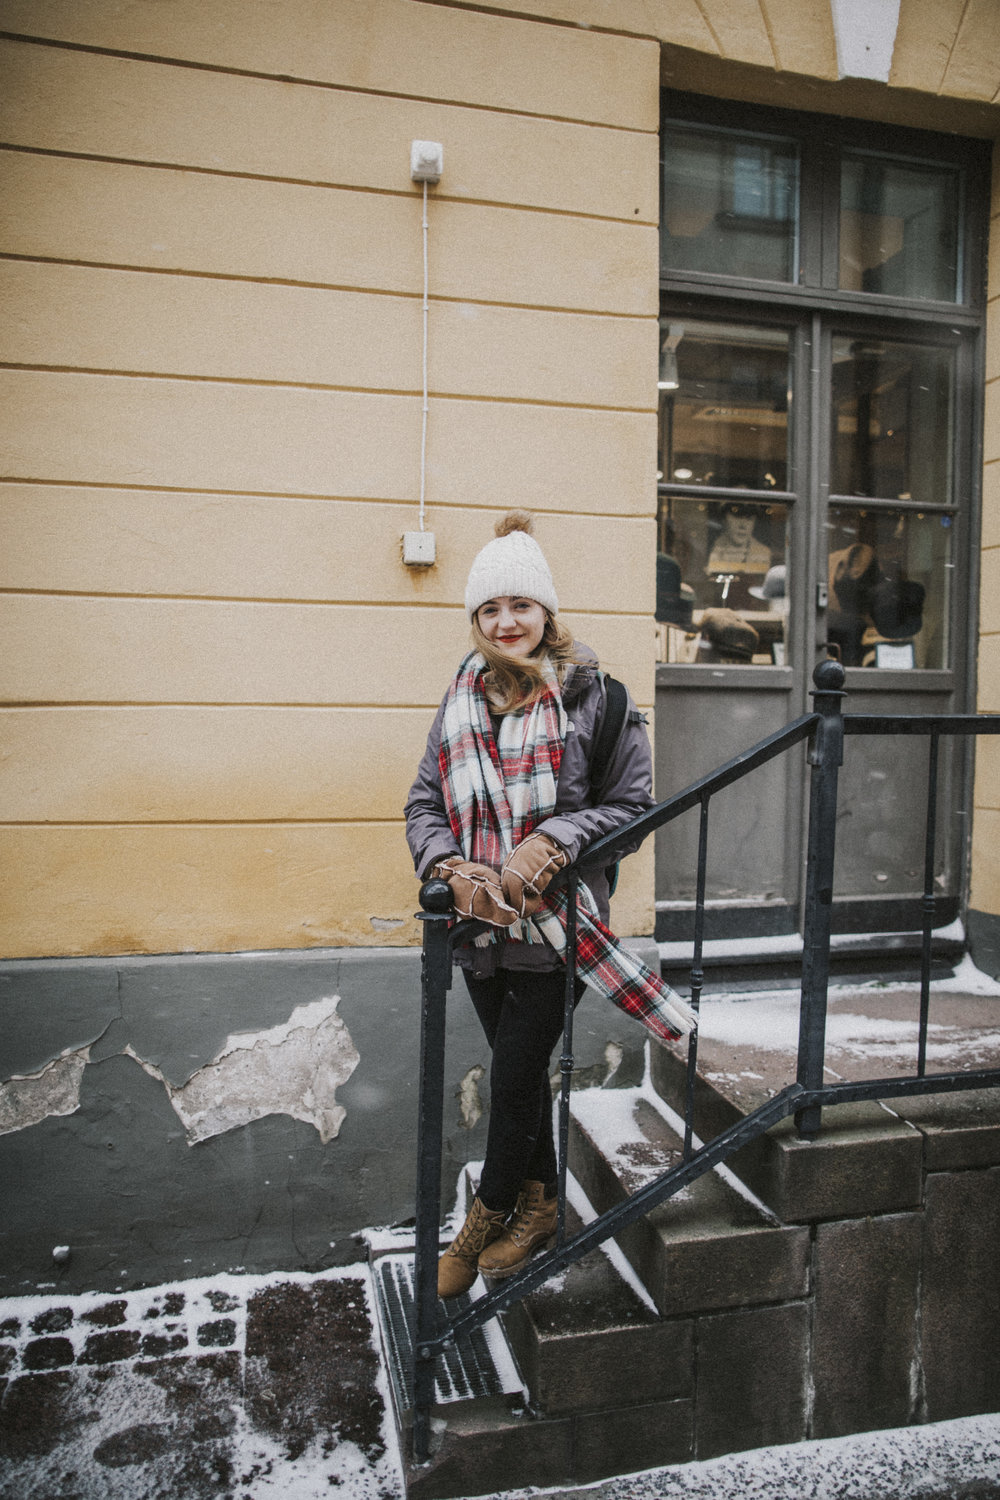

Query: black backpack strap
590 674 630 798
589 675 645 897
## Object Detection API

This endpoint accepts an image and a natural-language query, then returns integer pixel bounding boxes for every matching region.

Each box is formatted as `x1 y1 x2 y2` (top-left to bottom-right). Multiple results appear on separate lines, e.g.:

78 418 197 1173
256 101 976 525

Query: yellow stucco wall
0 2 662 956
1 0 998 957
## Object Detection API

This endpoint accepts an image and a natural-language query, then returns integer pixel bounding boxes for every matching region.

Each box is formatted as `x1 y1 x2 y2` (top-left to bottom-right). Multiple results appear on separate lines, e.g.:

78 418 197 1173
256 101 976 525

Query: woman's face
477 596 547 658
723 507 756 546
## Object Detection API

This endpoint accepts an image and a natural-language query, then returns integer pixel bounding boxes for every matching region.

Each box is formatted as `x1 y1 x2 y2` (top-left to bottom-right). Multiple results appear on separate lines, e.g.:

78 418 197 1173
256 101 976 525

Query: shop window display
827 336 954 669
825 506 950 669
656 318 791 666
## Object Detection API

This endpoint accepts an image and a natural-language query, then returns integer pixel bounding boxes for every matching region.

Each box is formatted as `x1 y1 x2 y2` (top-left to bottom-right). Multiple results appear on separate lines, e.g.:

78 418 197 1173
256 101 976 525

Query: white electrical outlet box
410 140 443 184
402 530 436 567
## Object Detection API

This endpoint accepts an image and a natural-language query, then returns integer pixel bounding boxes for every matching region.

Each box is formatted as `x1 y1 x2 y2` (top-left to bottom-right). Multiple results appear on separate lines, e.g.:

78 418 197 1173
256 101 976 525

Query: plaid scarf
438 651 696 1043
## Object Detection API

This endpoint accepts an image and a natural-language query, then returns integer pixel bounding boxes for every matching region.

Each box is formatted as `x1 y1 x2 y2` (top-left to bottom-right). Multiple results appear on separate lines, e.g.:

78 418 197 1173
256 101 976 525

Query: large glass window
825 504 952 669
660 123 799 283
827 335 955 670
830 337 954 505
659 99 984 675
660 97 980 307
657 321 791 665
839 154 962 301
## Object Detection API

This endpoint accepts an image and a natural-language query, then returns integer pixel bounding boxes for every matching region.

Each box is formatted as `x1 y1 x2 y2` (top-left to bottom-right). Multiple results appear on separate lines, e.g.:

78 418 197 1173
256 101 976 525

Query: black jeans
463 966 583 1214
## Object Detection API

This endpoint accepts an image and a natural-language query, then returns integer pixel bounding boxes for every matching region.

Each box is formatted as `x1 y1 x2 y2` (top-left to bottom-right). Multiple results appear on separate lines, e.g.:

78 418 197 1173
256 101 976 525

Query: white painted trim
831 0 901 81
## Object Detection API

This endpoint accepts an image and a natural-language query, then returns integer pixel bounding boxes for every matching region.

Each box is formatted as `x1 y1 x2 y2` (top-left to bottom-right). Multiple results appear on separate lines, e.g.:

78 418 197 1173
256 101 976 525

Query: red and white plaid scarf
438 651 696 1042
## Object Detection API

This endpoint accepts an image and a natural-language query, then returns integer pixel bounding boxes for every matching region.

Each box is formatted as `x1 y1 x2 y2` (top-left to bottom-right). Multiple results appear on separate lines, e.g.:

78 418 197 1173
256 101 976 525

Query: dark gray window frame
656 93 990 706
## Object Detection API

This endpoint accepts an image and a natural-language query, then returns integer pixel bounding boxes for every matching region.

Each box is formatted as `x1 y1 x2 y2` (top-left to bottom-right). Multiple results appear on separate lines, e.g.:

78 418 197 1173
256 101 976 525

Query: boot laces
509 1193 554 1245
451 1202 503 1258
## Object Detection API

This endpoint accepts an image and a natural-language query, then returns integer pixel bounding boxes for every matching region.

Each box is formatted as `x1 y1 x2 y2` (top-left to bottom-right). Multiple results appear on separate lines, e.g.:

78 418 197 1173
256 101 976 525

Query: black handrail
409 661 1000 1463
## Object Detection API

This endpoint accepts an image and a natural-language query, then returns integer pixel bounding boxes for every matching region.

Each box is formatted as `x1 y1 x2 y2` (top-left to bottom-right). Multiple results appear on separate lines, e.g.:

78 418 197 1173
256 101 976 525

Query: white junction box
410 140 443 183
402 530 436 567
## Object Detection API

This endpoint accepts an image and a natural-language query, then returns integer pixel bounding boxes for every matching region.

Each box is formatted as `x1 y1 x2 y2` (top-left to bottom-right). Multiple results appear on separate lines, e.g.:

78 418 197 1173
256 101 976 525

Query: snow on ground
683 962 1000 1074
4 966 998 1497
0 1266 406 1500
695 992 1000 1063
4 1265 998 1500
498 1412 1000 1500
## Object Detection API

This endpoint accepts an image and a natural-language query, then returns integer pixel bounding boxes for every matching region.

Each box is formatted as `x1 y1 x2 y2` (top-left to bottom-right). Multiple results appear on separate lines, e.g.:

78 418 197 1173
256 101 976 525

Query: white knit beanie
464 511 558 620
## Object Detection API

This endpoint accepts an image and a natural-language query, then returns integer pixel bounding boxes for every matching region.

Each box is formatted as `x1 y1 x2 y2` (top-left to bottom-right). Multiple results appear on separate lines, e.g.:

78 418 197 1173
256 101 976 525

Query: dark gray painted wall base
0 946 653 1297
968 908 1000 981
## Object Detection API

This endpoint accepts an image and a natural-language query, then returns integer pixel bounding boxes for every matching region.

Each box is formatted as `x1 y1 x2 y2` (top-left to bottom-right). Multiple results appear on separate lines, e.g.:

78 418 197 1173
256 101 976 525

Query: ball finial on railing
419 877 454 914
812 657 846 692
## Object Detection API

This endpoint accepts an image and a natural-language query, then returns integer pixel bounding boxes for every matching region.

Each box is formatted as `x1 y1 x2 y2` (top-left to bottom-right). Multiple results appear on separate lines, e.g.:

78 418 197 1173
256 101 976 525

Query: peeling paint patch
369 916 405 933
457 1065 485 1130
0 1049 90 1135
129 996 360 1145
0 998 361 1147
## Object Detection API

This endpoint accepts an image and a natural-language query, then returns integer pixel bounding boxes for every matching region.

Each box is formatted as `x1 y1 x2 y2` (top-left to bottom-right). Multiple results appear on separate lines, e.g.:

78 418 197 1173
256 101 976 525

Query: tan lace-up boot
437 1196 508 1299
477 1180 557 1279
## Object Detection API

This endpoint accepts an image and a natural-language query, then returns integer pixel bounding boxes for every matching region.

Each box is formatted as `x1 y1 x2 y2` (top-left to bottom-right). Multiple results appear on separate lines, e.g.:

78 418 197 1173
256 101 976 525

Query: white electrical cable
419 178 429 533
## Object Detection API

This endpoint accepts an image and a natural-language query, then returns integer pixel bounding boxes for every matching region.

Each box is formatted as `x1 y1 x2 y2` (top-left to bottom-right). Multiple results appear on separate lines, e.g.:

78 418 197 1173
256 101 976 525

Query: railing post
412 877 454 1464
917 729 941 1077
556 868 580 1247
683 793 710 1159
796 659 846 1140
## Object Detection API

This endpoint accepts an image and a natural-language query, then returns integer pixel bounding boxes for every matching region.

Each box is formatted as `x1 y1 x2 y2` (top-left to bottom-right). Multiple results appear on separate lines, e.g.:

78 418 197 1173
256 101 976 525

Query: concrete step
648 1023 928 1223
500 1200 693 1474
567 1086 810 1318
376 1206 694 1499
386 1074 811 1497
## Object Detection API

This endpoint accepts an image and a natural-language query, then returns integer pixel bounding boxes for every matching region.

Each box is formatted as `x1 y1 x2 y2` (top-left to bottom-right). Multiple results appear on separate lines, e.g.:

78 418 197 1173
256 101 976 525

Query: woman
704 502 771 577
404 512 696 1299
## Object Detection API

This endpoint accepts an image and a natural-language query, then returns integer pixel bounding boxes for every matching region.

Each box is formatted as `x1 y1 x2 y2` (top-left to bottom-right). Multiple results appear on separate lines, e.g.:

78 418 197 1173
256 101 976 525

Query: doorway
652 98 989 943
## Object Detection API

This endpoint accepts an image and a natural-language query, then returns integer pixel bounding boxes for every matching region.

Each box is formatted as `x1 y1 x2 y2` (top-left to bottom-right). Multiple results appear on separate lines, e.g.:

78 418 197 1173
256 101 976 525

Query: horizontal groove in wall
0 364 654 414
0 253 651 319
0 589 652 615
1 701 654 714
0 701 653 713
0 702 462 713
0 31 657 134
0 146 656 227
1 818 408 828
0 479 656 522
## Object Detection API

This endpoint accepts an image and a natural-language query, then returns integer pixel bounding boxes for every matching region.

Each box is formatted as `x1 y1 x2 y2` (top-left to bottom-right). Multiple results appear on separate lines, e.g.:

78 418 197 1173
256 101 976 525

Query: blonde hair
471 610 580 714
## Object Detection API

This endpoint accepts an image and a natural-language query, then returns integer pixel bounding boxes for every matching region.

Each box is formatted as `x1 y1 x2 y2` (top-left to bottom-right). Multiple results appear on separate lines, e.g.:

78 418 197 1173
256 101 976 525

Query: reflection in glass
656 321 792 667
831 338 953 506
657 321 790 492
656 496 790 666
840 153 961 302
826 505 950 669
661 123 799 282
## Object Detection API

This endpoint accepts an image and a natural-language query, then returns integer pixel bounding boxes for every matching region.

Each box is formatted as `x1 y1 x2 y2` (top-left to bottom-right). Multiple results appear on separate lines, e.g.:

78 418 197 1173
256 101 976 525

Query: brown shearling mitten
500 833 568 918
433 858 519 927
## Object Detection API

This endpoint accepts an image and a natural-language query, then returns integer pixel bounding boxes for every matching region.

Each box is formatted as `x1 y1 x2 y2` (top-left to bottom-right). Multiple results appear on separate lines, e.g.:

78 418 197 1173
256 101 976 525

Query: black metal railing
409 660 1000 1461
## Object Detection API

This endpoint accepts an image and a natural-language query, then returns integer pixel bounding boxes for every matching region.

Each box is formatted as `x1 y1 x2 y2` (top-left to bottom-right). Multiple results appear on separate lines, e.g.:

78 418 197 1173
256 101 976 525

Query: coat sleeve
403 698 465 879
533 680 655 864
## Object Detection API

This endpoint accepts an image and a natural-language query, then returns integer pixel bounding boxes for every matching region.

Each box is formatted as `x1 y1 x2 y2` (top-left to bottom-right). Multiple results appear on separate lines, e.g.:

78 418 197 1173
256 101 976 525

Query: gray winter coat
403 646 655 975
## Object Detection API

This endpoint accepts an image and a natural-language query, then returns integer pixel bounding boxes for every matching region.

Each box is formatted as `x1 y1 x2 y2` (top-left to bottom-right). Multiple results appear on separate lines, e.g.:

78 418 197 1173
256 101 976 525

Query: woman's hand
501 833 567 917
432 858 519 927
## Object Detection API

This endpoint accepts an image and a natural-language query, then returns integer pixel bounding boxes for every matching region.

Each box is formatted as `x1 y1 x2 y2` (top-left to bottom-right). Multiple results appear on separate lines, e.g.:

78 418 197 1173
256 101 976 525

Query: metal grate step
372 1252 524 1413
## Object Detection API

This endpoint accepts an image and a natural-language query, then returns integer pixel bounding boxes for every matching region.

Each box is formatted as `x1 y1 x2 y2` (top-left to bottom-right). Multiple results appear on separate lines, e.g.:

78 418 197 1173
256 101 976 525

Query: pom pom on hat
465 510 558 620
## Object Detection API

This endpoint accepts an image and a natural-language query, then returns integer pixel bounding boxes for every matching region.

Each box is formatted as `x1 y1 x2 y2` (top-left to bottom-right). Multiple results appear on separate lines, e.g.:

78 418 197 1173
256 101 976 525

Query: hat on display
465 510 558 619
829 544 879 612
749 564 786 602
699 608 759 663
869 577 925 640
656 553 695 627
